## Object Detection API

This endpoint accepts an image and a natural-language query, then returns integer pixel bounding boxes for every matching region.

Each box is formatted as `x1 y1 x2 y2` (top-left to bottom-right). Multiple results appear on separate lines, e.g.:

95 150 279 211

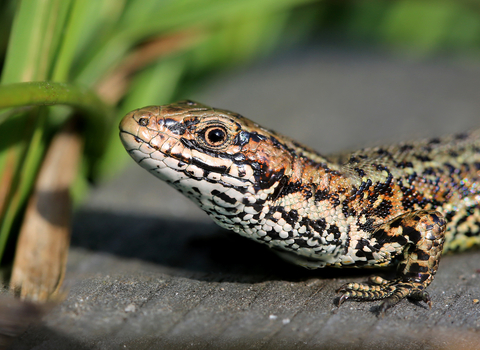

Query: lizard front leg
337 210 446 312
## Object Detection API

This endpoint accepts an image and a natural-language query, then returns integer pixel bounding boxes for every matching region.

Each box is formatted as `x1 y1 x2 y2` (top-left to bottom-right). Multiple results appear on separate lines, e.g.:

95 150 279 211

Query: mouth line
120 129 186 163
120 129 254 186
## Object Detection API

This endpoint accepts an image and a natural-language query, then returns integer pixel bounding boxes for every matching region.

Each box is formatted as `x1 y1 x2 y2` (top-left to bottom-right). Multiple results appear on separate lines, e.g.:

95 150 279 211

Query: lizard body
119 100 480 311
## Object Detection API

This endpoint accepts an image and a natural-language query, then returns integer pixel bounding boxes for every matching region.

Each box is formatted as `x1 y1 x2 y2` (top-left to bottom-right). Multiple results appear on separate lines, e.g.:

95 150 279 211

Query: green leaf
75 0 319 86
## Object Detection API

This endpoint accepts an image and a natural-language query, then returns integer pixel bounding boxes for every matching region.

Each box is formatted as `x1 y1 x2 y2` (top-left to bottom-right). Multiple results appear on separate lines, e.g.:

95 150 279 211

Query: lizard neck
267 153 351 227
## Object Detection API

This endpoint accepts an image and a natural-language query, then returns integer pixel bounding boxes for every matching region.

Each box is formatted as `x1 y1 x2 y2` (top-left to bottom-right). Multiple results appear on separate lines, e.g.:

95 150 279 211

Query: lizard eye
202 126 228 147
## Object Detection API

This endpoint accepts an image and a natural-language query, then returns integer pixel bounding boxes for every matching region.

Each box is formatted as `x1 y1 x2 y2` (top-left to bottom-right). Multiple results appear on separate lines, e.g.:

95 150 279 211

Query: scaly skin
119 100 480 311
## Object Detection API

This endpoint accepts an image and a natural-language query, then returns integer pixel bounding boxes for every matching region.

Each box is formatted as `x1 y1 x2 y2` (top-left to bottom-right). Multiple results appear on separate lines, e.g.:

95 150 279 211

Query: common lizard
119 100 480 312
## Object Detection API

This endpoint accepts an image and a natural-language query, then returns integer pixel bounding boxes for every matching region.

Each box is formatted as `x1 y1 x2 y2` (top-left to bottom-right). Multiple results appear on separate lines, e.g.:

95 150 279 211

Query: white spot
326 245 336 254
224 188 245 202
185 164 204 178
342 256 355 265
228 165 240 177
221 175 247 188
208 172 222 181
163 157 179 169
125 304 136 313
244 206 258 214
150 151 165 161
245 194 256 203
372 252 384 261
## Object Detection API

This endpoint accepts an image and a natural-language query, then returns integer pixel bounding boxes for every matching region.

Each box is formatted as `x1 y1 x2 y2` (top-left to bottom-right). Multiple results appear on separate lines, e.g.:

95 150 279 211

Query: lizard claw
338 294 349 306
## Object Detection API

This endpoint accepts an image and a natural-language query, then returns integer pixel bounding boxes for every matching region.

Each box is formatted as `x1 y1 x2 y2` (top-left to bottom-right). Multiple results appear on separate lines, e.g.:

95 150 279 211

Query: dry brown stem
9 120 82 301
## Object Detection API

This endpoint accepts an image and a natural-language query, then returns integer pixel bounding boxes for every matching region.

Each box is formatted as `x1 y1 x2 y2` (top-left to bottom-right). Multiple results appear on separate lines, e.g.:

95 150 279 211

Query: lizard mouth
119 126 193 182
118 106 193 183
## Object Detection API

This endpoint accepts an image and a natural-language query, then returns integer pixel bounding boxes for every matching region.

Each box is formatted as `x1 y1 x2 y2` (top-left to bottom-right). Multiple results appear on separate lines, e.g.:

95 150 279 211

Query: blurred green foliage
319 1 480 56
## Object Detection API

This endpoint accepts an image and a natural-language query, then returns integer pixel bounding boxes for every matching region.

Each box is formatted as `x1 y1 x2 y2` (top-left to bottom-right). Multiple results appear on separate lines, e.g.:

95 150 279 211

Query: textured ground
10 45 480 349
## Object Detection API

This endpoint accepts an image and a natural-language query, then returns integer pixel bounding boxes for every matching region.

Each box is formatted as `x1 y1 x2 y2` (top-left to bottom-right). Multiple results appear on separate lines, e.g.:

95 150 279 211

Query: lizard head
119 100 294 222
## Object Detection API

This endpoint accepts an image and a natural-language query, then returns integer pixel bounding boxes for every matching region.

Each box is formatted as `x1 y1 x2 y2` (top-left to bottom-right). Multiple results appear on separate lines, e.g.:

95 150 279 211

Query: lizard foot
337 276 432 313
336 210 445 313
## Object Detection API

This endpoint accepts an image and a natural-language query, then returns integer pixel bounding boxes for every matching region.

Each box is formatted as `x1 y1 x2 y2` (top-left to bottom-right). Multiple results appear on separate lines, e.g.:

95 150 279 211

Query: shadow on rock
72 209 387 284
9 324 90 350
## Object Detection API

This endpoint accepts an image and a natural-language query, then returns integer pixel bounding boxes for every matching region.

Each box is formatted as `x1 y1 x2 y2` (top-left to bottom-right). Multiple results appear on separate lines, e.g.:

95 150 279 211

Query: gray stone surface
11 45 480 349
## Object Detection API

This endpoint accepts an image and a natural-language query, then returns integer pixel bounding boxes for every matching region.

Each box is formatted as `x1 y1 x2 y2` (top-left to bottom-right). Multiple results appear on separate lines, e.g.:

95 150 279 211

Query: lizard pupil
206 127 226 146
138 118 148 126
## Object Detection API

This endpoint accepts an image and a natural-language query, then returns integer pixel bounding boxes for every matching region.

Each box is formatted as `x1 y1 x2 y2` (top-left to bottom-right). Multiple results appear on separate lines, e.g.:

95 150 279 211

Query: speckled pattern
119 100 480 312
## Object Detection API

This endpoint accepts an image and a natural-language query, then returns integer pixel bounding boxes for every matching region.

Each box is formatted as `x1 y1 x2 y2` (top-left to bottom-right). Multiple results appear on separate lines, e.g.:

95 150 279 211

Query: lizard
119 100 480 312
